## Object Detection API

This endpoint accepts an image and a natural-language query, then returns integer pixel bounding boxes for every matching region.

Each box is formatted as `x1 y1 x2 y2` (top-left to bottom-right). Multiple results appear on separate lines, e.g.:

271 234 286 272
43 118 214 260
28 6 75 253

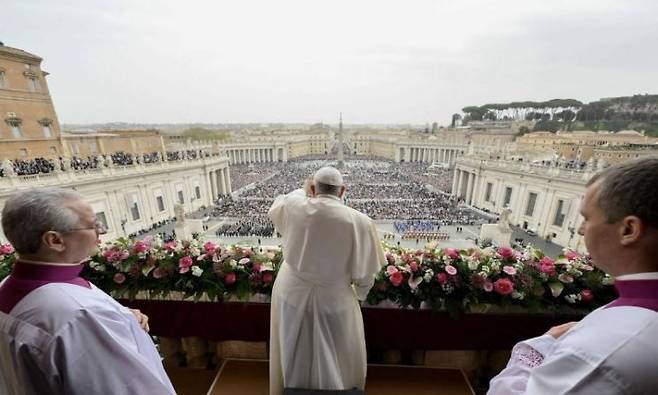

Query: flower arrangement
367 242 616 316
0 238 616 314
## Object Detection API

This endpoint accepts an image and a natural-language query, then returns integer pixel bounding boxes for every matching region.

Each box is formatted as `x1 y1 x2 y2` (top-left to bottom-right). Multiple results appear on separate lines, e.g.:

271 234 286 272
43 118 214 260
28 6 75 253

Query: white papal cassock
268 189 385 395
0 282 176 395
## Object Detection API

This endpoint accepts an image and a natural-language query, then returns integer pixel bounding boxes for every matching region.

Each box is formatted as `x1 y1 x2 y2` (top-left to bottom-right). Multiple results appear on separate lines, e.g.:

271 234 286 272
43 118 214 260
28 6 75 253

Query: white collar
616 272 658 281
316 194 341 201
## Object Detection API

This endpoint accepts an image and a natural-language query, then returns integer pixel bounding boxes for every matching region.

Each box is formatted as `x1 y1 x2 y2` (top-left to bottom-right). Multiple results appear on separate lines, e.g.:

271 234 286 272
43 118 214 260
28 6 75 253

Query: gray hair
586 157 658 227
2 187 83 254
315 182 341 196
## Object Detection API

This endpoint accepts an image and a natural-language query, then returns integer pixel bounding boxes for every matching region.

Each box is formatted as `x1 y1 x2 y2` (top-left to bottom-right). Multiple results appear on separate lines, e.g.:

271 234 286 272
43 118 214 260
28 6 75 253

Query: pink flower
470 251 481 260
580 289 593 303
238 257 250 265
152 267 165 279
164 241 177 251
178 256 193 273
224 272 237 285
494 278 514 295
443 248 459 259
132 241 147 253
386 265 398 275
113 273 126 284
497 247 514 259
502 266 517 276
390 271 404 287
540 261 556 276
0 244 14 254
262 273 274 284
483 280 494 292
203 241 216 255
409 261 419 272
252 263 262 273
436 272 448 284
445 265 457 276
385 252 395 265
564 251 577 260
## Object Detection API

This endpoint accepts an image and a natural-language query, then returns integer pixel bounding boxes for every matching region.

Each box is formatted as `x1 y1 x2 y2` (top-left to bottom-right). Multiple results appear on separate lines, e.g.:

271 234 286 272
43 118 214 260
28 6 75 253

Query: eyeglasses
67 221 109 235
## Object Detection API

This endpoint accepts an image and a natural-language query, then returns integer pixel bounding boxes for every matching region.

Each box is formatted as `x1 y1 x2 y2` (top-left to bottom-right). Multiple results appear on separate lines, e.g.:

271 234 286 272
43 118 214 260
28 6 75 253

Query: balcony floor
168 359 475 395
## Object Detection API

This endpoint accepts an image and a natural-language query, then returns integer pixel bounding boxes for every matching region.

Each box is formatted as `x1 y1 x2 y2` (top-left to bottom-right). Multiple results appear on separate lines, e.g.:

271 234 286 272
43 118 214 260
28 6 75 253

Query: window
194 181 201 199
27 77 39 92
525 192 537 216
19 148 28 157
89 142 98 154
5 117 22 138
485 182 493 202
71 143 80 155
96 211 109 231
503 187 513 207
42 125 52 137
10 124 22 138
553 199 568 227
175 184 184 204
0 70 5 88
130 193 141 221
49 146 58 154
156 196 165 212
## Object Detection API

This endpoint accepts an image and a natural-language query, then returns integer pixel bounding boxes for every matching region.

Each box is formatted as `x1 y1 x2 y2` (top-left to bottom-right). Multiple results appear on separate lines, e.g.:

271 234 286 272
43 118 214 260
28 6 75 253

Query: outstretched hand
545 321 578 339
130 308 150 332
303 176 314 197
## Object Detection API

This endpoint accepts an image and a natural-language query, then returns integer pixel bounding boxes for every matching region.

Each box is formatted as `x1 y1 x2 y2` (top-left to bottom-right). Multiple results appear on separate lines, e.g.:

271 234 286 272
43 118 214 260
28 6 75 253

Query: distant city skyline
3 0 658 125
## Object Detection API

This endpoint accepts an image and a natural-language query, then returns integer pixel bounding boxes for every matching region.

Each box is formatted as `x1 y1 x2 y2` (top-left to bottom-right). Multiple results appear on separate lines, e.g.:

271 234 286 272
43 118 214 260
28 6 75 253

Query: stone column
219 169 227 195
224 168 232 193
452 169 459 196
466 172 474 205
210 171 218 199
457 170 465 198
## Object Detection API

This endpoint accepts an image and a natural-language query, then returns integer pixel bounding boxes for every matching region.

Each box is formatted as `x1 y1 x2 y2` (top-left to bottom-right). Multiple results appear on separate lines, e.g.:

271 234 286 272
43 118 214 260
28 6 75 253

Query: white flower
189 246 201 257
512 291 524 300
191 265 203 277
564 294 579 304
423 269 434 283
468 260 479 271
259 261 274 272
229 259 237 268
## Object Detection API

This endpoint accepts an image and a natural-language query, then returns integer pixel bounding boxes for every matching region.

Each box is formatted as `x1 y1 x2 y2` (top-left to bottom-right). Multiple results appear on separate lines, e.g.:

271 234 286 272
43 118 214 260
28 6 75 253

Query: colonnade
398 147 463 164
452 167 480 206
226 148 282 165
208 167 232 200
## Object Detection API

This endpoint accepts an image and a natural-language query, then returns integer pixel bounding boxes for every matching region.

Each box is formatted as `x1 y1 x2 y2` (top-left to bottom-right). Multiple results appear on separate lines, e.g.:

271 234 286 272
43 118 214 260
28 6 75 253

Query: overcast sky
3 0 658 125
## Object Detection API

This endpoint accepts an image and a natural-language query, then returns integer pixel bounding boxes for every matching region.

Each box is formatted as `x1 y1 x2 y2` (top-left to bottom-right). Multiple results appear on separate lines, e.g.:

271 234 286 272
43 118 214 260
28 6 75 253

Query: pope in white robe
268 167 385 395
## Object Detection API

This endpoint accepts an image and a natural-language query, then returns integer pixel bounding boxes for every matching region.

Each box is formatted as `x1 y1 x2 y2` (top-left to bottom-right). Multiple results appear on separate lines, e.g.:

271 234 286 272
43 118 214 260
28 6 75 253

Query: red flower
390 271 404 287
262 273 274 284
540 260 556 276
580 289 593 303
224 272 237 285
409 261 419 272
494 278 514 295
497 247 514 259
436 272 447 284
113 273 126 284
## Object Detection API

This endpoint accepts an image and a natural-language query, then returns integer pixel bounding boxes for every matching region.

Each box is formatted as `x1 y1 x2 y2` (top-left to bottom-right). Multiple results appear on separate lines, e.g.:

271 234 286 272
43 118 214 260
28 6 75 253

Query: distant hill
461 94 658 136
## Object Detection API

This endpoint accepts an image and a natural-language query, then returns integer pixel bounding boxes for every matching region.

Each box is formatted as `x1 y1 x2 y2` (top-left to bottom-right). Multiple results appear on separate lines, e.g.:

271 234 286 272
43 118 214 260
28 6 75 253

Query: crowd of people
215 217 275 237
3 157 57 176
203 160 484 238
